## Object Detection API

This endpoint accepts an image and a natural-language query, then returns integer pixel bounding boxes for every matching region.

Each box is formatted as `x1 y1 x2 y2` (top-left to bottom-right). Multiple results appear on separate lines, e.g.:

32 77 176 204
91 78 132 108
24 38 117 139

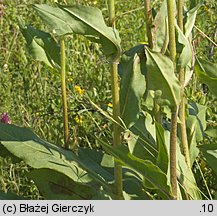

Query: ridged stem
107 0 123 200
144 0 153 48
178 0 191 168
60 38 69 149
166 0 177 199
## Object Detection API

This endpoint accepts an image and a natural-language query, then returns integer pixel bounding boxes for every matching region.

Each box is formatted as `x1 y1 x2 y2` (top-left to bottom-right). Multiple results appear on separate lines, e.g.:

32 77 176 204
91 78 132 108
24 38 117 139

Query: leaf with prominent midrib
28 169 106 200
33 4 121 56
145 47 181 108
0 124 113 193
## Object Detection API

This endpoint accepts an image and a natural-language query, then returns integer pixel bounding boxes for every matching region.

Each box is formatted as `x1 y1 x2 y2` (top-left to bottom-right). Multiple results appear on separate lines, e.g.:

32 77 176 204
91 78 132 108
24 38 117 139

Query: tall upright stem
60 38 69 149
177 0 191 168
166 0 177 199
167 0 176 63
144 0 153 49
107 0 123 200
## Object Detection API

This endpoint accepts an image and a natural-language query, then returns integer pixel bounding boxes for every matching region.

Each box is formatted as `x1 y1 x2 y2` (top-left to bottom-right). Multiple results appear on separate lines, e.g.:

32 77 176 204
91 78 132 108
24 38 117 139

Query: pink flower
0 113 11 124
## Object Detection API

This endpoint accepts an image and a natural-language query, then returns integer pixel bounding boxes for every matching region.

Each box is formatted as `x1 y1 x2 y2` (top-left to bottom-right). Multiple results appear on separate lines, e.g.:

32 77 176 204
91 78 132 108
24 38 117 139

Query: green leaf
195 58 217 98
156 122 169 174
186 102 207 142
145 47 181 108
163 130 201 199
198 144 217 174
0 123 154 200
188 127 199 167
0 123 38 141
20 25 60 68
78 148 151 199
119 45 146 128
152 0 170 52
28 169 107 200
99 139 172 199
0 190 24 200
33 4 121 56
127 113 157 163
205 127 217 138
184 2 202 38
0 124 112 193
177 144 202 199
176 24 192 69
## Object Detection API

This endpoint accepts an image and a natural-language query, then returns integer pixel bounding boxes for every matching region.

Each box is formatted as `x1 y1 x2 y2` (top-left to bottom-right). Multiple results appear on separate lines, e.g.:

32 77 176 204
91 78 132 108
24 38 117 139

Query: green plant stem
179 70 191 168
177 0 183 32
167 0 176 62
108 0 123 200
170 109 178 199
144 0 153 48
166 0 177 199
177 0 191 168
60 38 69 149
111 61 123 199
108 0 116 27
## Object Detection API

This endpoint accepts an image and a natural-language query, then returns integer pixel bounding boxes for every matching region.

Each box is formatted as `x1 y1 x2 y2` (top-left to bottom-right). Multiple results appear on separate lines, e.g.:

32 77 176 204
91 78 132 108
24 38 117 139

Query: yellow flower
74 85 85 96
68 77 73 83
107 103 113 108
74 115 83 124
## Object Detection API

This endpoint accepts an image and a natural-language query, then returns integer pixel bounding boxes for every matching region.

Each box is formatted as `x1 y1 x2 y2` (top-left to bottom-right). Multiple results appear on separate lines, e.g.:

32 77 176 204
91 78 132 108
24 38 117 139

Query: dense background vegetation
0 0 217 199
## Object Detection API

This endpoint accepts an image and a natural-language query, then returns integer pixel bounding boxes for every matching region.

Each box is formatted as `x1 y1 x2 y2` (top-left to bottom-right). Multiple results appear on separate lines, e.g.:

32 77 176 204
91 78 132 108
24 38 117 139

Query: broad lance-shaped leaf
99 139 172 199
119 45 146 128
0 123 151 200
33 4 121 56
145 47 181 108
20 25 60 68
195 57 217 98
0 123 114 194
